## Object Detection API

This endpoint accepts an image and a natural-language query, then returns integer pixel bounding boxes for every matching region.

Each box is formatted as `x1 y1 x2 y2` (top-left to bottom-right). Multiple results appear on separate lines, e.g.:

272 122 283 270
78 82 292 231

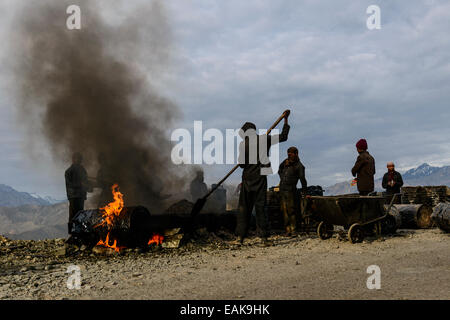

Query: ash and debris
1 229 449 300
0 229 270 299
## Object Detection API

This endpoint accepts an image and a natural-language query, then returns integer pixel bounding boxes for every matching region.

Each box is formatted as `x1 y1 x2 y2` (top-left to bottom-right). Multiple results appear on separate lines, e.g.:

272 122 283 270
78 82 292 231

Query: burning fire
95 184 125 252
148 234 164 246
96 184 124 228
96 231 124 253
94 183 164 252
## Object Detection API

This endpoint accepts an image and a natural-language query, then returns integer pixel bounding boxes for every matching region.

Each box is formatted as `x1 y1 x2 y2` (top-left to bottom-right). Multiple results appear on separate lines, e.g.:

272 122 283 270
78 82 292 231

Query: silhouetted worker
96 153 113 207
382 161 404 196
236 113 290 244
190 169 208 202
278 146 307 236
351 139 376 196
65 152 92 234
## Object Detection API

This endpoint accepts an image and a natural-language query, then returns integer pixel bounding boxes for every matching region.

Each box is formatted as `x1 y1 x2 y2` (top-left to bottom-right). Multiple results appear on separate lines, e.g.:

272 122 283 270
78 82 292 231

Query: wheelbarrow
304 193 399 243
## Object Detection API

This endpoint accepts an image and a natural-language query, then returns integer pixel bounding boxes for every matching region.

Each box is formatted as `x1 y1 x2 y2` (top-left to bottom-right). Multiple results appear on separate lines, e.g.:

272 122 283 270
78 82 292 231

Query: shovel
190 109 291 219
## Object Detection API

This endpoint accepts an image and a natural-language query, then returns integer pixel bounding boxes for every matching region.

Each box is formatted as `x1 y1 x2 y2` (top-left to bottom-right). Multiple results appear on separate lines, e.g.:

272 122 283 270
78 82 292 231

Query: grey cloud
0 0 449 196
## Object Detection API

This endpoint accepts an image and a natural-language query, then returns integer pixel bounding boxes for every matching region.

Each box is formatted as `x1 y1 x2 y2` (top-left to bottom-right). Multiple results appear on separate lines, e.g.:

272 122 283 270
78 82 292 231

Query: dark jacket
382 170 404 195
351 151 376 193
238 124 290 191
278 158 307 192
65 164 89 200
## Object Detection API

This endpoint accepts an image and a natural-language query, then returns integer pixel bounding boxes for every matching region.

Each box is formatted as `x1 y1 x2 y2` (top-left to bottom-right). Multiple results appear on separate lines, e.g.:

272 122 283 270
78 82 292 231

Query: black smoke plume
12 0 188 212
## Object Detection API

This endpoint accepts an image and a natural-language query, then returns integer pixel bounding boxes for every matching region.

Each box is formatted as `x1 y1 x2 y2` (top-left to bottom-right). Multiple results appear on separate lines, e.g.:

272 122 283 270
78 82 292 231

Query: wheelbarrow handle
386 193 401 214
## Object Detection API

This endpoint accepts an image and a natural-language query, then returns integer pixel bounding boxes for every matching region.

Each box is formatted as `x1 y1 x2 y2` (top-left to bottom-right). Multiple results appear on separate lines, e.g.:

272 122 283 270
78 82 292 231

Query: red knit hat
356 139 368 150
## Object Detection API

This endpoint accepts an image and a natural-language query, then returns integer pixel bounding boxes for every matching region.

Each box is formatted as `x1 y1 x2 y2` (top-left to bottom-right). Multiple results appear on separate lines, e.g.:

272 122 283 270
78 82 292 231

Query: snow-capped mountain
0 184 60 207
29 193 64 205
401 163 450 186
403 163 440 179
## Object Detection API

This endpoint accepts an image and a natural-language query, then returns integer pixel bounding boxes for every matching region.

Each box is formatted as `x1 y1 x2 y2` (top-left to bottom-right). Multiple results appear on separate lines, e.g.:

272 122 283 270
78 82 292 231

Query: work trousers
236 178 268 238
280 190 298 233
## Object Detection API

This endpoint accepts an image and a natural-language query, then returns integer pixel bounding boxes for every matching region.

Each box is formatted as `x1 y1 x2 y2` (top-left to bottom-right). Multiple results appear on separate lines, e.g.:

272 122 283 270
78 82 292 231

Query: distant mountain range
325 163 450 196
1 163 449 240
0 184 63 207
0 202 68 240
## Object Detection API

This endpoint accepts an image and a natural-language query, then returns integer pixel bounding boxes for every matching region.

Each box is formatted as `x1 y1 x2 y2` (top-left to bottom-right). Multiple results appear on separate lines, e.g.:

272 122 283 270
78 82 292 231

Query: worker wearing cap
382 162 404 196
278 146 307 236
351 139 376 196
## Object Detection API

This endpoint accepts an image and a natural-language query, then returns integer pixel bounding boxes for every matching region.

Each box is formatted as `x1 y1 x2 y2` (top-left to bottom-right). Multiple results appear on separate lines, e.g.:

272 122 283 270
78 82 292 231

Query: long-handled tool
190 109 291 218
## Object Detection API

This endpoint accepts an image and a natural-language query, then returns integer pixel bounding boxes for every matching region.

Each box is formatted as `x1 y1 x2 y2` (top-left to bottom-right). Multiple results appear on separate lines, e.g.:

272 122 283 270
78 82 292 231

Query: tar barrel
384 204 402 229
393 204 433 229
71 206 154 247
431 202 450 233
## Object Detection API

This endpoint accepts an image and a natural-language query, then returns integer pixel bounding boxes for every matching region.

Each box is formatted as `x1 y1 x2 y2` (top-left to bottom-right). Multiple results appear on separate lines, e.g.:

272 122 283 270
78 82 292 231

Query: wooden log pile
401 186 450 207
393 204 434 229
431 203 450 233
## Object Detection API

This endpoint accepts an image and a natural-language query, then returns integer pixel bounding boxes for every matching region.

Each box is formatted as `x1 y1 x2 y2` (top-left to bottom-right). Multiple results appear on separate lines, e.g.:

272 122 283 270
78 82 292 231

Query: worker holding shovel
236 111 290 245
189 110 291 246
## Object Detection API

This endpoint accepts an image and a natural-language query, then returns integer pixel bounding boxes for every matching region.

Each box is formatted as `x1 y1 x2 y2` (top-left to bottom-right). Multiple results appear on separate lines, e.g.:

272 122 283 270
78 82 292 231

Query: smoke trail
12 0 187 212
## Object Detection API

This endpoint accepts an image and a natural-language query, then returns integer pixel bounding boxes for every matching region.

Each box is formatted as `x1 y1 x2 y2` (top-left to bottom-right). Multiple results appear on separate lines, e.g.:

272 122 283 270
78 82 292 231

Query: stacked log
393 204 434 229
431 203 450 233
401 186 449 207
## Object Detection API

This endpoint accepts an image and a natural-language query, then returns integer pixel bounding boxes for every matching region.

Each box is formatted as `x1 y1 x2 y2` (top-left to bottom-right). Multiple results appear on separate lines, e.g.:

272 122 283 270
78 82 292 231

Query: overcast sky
0 0 449 199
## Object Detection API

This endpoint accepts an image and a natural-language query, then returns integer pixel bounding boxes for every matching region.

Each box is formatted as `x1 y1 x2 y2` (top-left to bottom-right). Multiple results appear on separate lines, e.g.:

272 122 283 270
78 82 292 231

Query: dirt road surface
1 229 449 300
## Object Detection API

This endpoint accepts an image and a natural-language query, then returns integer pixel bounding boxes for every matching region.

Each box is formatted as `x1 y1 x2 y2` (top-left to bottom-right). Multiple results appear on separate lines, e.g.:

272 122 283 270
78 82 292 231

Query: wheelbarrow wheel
381 215 397 235
348 223 364 243
317 221 333 240
373 221 382 237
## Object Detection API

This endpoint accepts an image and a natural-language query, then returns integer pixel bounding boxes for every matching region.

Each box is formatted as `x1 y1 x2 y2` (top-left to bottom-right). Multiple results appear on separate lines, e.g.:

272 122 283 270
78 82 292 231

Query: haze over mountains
324 163 450 195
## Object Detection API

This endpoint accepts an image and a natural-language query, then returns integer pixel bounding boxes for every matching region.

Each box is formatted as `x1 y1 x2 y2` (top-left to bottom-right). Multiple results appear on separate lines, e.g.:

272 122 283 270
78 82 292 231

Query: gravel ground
0 228 449 300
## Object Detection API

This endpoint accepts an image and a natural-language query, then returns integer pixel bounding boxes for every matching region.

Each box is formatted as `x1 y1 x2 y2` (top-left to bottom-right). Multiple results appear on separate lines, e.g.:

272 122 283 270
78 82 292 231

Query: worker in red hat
351 139 376 196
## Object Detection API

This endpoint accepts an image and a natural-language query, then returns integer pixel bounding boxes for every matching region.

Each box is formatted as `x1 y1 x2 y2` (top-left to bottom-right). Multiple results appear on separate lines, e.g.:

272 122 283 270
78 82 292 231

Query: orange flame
95 184 125 252
148 234 164 246
96 184 124 228
96 231 124 253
